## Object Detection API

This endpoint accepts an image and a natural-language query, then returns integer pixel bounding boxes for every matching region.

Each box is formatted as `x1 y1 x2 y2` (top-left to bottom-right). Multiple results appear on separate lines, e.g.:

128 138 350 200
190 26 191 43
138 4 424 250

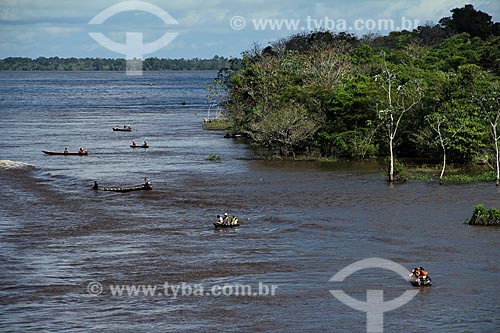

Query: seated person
223 213 230 225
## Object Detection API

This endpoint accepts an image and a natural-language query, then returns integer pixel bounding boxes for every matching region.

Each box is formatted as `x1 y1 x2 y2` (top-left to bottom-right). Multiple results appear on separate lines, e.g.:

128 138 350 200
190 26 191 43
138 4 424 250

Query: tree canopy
219 4 500 171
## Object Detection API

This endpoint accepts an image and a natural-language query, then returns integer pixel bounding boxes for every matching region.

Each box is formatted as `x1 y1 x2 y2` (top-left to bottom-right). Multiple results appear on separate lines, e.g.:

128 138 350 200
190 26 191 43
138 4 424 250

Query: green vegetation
202 118 233 131
443 171 496 183
467 204 500 226
205 154 222 162
216 4 500 183
0 56 237 71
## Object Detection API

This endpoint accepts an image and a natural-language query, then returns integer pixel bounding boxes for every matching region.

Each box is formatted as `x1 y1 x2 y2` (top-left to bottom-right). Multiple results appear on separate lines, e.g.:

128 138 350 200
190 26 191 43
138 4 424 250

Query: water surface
0 71 499 332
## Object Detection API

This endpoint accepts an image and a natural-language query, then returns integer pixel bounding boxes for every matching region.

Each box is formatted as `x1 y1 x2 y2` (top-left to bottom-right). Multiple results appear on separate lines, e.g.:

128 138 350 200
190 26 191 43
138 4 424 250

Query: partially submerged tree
426 112 464 184
205 78 226 121
375 58 423 182
478 82 500 185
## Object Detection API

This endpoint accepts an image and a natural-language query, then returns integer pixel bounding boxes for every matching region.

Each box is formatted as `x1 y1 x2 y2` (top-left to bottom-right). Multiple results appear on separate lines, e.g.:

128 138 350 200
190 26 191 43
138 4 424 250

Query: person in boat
92 181 99 190
64 147 68 154
231 215 238 225
143 177 152 189
410 267 429 284
216 214 223 224
143 140 148 147
223 213 230 225
418 267 428 280
79 147 85 154
131 140 136 147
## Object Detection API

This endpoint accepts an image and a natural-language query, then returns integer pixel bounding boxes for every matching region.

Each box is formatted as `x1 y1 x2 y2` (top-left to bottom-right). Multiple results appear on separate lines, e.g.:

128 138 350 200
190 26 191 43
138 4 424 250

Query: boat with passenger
213 213 240 228
92 179 152 192
409 267 432 287
130 140 149 148
113 125 132 131
43 148 88 156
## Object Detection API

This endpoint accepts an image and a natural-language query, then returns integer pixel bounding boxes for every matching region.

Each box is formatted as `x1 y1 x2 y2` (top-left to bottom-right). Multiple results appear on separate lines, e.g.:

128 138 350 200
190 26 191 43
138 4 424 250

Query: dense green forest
0 55 233 71
215 4 500 183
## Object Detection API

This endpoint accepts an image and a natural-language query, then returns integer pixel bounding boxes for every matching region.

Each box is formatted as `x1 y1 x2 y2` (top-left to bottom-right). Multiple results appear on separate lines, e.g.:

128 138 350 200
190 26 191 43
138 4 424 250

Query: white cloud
40 26 82 36
1 0 499 58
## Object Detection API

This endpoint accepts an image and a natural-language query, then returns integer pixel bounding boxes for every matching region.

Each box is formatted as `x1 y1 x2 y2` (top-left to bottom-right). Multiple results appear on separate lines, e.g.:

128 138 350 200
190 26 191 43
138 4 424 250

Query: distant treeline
0 56 238 71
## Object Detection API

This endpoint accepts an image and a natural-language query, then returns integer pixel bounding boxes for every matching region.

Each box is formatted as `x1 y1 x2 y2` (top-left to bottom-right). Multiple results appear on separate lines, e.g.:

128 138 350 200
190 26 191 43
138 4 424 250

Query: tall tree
478 82 500 185
375 57 423 182
425 111 464 184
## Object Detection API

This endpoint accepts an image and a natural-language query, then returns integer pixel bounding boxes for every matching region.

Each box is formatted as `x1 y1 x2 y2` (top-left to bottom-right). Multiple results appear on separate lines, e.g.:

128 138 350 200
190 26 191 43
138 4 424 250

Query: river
0 71 499 332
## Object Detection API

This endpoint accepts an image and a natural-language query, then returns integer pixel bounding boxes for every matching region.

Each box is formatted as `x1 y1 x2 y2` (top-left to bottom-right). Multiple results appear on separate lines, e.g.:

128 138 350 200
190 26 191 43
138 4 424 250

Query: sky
0 0 499 59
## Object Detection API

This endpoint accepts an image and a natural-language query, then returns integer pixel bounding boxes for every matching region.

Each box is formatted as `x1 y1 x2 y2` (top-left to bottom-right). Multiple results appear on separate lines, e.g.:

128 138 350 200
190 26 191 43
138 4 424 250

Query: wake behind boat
43 150 88 156
92 180 152 192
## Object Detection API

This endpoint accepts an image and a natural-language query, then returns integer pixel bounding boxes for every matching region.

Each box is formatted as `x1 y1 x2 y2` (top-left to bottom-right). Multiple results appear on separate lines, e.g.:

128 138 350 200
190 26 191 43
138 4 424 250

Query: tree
478 82 500 185
205 78 227 121
248 103 319 157
425 112 464 184
439 4 496 39
375 57 423 182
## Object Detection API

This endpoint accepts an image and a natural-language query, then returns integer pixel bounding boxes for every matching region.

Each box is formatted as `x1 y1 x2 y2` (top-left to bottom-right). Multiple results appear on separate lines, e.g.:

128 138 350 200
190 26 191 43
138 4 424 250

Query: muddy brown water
0 71 499 332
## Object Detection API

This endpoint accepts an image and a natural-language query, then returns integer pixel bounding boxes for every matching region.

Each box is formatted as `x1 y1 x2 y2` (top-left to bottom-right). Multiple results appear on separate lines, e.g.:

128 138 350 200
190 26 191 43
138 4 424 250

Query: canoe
93 183 152 192
409 274 432 287
213 223 240 228
113 127 132 131
43 150 88 156
130 145 149 148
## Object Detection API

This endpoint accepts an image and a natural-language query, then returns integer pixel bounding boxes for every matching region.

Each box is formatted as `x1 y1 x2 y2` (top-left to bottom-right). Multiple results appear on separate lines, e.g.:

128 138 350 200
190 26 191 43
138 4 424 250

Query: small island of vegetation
467 205 500 226
209 5 500 184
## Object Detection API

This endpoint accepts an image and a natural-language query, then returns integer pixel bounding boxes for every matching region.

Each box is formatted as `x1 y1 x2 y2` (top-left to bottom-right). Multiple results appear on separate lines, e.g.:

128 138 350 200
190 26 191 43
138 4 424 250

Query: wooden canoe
93 183 152 192
213 223 240 228
43 150 88 156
